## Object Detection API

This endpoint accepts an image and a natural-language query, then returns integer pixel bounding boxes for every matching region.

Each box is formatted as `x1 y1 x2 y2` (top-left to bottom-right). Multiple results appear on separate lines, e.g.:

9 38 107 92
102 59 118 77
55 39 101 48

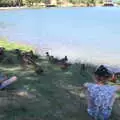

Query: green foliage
116 0 120 5
68 0 96 5
25 0 41 6
26 0 34 6
85 0 96 6
0 0 103 7
98 0 103 4
0 0 23 7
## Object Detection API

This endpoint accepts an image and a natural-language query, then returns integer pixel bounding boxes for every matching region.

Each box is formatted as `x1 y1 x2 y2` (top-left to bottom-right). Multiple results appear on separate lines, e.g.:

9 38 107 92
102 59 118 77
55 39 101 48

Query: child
83 65 120 120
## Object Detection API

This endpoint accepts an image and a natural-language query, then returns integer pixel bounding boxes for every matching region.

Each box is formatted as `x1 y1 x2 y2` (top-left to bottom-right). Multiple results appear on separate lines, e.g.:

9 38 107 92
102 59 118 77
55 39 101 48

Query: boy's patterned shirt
84 83 117 111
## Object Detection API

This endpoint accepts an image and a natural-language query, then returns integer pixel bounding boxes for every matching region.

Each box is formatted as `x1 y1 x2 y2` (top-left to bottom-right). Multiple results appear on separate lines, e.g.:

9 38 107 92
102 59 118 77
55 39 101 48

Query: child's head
94 65 113 83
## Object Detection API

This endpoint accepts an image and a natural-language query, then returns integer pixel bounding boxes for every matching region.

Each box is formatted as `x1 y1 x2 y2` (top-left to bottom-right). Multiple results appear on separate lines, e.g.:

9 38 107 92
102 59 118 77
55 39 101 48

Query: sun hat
94 65 113 77
95 64 120 77
103 65 120 74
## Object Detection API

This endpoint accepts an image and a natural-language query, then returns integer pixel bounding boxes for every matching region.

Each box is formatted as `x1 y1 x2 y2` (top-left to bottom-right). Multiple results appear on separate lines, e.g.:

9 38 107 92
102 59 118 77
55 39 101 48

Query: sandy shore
0 6 28 10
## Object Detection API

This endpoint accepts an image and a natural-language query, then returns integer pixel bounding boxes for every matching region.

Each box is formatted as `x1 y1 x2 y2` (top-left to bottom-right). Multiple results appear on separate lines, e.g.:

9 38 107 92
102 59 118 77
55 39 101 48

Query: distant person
83 65 120 120
0 73 17 90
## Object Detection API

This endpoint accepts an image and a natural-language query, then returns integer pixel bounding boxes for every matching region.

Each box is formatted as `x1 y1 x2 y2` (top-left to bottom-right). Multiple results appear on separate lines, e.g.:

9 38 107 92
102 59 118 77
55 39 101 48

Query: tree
115 0 120 5
0 0 23 7
17 0 23 6
26 0 41 6
85 0 96 6
98 0 103 4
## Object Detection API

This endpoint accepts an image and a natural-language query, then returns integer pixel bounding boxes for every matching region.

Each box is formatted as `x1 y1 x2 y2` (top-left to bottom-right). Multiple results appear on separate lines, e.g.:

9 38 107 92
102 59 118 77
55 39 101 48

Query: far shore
0 3 119 10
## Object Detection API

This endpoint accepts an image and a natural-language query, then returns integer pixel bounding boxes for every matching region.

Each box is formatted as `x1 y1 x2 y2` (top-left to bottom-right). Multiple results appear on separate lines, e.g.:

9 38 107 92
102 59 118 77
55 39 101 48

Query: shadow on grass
0 59 96 120
0 49 119 120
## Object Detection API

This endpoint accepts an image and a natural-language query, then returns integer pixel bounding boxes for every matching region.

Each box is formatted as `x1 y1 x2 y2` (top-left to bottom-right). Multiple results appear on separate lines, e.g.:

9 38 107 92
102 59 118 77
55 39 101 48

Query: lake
0 7 120 66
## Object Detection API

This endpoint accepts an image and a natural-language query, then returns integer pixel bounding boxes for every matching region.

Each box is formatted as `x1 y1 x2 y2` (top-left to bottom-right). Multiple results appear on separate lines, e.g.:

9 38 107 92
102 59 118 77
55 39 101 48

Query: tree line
0 0 119 7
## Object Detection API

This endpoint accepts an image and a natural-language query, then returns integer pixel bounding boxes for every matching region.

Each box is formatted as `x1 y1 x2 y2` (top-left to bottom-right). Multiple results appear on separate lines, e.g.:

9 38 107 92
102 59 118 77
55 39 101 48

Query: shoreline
0 6 28 10
1 39 120 67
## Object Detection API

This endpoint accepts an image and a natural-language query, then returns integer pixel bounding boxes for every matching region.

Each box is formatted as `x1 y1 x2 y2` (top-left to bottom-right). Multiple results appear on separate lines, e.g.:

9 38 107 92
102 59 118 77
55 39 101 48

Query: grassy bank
0 39 33 51
0 40 120 120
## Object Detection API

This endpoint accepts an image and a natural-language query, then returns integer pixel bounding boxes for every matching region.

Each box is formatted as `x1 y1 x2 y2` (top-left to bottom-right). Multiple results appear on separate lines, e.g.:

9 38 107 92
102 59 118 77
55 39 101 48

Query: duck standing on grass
45 52 71 69
83 65 120 120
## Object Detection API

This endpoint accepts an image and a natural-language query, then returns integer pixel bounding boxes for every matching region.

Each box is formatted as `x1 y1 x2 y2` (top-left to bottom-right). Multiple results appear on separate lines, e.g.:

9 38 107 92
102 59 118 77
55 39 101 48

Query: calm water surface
0 7 120 65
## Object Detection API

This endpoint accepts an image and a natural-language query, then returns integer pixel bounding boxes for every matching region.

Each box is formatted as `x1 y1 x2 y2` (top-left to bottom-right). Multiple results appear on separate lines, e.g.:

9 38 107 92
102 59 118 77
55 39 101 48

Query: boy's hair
94 65 112 78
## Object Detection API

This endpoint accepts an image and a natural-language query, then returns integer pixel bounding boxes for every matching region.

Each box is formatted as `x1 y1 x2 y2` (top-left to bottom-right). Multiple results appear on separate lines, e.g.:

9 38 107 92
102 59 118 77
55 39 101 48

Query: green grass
0 40 119 120
0 62 95 120
0 39 33 51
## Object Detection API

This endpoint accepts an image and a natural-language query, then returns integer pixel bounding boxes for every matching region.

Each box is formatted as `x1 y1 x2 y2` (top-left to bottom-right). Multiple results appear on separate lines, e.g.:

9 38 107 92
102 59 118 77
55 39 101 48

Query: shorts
87 107 112 120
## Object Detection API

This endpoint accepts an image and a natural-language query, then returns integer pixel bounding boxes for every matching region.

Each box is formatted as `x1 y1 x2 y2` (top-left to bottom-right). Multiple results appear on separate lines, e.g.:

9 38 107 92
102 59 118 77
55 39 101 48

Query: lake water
0 7 120 66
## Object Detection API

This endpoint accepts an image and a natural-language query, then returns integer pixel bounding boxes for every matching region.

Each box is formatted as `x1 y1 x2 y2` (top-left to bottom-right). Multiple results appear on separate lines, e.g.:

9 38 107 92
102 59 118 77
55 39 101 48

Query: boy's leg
102 109 112 120
0 76 17 89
